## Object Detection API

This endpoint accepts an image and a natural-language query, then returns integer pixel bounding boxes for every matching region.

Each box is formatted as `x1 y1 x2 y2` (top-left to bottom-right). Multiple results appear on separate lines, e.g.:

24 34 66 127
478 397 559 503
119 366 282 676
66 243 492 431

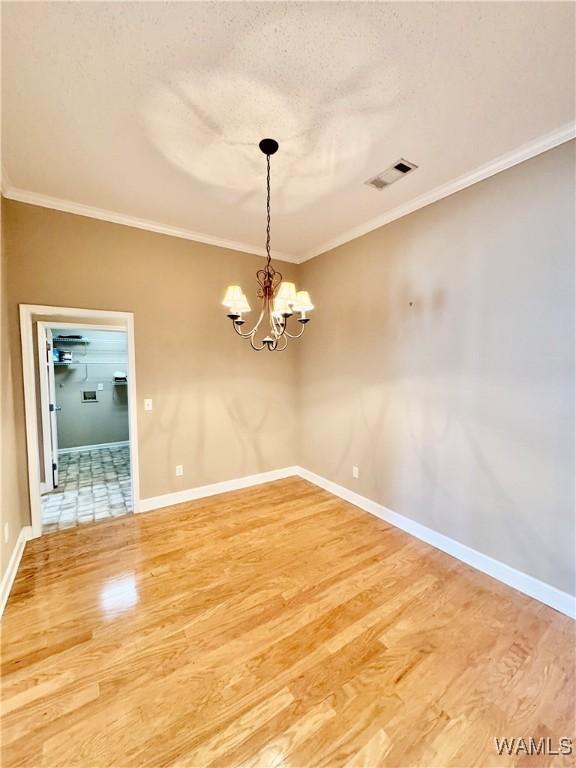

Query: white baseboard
58 440 129 454
296 468 575 619
0 526 33 618
138 466 300 513
58 460 574 620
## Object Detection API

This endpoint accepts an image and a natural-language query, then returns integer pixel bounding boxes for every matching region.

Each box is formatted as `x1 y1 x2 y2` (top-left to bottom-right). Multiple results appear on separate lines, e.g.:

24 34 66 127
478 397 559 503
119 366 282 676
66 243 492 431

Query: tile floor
41 445 132 533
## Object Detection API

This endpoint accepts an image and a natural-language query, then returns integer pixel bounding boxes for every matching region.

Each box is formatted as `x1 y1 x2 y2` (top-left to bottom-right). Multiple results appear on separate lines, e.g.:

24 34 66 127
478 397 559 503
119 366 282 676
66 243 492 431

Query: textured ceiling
2 2 574 260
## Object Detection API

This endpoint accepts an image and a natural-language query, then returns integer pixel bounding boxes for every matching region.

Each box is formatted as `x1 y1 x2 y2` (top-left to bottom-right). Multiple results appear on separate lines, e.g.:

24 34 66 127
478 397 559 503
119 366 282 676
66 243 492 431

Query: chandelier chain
266 153 271 267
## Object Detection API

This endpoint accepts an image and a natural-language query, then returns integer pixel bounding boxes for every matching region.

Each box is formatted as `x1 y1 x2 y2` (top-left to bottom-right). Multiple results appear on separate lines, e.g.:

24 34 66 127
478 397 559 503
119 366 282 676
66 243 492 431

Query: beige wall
3 202 298 503
298 141 575 595
1 200 30 581
2 141 574 596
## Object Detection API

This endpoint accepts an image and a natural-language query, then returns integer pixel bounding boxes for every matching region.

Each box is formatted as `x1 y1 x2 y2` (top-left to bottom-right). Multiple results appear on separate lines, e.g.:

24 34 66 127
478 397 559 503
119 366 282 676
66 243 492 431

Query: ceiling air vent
365 159 418 190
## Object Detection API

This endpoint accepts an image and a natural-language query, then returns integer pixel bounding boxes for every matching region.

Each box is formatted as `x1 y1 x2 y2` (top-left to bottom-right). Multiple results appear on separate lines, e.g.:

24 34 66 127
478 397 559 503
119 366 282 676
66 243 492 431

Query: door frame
20 304 141 538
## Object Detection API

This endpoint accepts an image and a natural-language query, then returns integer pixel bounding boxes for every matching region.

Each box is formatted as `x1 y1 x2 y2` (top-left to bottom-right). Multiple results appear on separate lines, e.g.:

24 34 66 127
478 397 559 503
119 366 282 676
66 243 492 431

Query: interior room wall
52 329 129 449
3 141 573 600
297 140 575 596
3 203 298 507
1 200 30 582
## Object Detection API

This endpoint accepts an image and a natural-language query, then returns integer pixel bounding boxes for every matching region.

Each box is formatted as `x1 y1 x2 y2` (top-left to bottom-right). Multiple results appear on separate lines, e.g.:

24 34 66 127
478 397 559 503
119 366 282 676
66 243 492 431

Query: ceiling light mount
222 138 314 351
258 138 279 156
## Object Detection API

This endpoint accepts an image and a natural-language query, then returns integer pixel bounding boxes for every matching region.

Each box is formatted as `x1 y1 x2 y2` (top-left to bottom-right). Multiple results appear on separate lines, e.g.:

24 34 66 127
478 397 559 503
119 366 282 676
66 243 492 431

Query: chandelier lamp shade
222 138 314 351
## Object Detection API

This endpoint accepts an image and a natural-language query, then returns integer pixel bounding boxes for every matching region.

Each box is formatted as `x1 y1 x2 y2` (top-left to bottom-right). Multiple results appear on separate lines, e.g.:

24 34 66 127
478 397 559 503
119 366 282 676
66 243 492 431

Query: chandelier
222 138 314 351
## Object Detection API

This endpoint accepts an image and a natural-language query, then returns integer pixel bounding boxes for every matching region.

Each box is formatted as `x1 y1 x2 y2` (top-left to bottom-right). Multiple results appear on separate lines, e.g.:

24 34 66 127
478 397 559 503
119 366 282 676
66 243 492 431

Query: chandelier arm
274 334 289 351
254 304 267 334
270 310 286 338
267 294 287 339
232 323 254 339
232 306 266 338
276 317 289 339
232 322 259 339
283 322 307 339
265 298 280 339
249 336 267 351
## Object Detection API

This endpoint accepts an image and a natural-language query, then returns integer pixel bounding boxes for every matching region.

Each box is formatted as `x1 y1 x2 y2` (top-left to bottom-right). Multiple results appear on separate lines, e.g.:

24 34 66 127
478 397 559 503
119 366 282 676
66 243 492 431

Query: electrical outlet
97 383 104 391
144 398 153 411
352 465 359 479
3 522 9 544
175 465 184 477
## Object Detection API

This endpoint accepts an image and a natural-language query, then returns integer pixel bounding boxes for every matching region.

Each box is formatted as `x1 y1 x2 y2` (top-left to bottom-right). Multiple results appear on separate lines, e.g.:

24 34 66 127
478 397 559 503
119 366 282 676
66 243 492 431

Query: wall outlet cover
175 465 184 477
144 399 153 411
352 465 360 479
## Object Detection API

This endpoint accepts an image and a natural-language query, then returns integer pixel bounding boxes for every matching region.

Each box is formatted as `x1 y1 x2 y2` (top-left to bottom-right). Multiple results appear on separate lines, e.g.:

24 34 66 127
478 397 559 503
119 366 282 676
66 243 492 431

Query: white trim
296 468 576 619
0 526 33 618
2 188 298 264
58 440 130 455
298 123 576 262
19 304 141 538
137 463 574 619
125 314 140 513
5 126 573 265
138 466 300 513
9 449 574 619
21 305 136 321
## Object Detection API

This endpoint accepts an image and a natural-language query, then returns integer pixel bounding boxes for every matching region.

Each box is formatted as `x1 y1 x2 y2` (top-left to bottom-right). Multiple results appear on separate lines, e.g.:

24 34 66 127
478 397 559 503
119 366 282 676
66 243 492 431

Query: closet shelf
55 360 128 365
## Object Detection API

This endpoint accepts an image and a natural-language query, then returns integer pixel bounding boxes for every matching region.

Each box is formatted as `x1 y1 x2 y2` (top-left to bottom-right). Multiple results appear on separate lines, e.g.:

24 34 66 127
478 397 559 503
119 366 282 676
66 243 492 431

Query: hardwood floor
1 478 574 767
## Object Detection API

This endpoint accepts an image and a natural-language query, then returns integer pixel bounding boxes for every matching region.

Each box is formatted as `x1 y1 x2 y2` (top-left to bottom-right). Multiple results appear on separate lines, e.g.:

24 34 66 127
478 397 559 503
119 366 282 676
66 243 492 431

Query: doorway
38 324 133 532
20 305 140 538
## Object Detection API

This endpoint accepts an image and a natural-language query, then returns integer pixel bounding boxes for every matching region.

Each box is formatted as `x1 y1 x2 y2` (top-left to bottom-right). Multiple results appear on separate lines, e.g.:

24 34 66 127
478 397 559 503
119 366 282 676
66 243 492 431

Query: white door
46 329 60 487
38 325 60 490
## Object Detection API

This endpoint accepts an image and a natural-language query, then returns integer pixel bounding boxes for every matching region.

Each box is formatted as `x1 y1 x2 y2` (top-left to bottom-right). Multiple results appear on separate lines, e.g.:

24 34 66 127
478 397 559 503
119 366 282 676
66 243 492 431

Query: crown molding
3 123 574 266
297 122 576 262
1 187 299 264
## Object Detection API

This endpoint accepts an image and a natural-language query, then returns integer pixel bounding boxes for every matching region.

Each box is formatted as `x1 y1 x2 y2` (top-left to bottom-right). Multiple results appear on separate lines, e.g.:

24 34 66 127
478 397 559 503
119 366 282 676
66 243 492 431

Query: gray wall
298 141 575 596
53 329 129 449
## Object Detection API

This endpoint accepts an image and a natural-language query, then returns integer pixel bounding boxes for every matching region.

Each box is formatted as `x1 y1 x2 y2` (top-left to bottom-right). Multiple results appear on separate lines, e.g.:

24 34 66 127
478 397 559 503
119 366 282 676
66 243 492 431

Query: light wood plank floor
1 478 574 767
